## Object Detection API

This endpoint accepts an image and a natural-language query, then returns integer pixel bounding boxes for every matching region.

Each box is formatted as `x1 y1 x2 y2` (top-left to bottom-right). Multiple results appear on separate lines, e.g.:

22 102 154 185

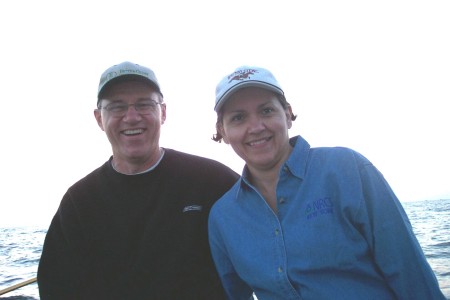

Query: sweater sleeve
37 191 85 299
355 154 446 299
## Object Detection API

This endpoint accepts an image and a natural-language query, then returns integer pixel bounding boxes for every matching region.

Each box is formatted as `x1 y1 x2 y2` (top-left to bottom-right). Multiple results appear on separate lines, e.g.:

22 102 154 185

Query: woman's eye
230 114 244 122
262 107 274 114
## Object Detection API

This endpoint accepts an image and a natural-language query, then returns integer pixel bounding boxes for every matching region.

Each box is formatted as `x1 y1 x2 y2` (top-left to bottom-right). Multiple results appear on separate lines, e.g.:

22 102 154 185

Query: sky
1 0 449 227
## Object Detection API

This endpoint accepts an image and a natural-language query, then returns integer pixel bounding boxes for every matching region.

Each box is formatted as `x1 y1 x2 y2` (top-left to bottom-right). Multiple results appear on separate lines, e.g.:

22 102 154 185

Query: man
37 62 239 299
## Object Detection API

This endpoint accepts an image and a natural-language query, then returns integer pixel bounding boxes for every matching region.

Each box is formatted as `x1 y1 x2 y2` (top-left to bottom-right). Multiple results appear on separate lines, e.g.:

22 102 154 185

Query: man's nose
123 104 142 120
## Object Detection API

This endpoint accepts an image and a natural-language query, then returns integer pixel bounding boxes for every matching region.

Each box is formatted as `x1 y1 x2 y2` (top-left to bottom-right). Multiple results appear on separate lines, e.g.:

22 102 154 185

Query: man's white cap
97 61 162 105
214 66 284 112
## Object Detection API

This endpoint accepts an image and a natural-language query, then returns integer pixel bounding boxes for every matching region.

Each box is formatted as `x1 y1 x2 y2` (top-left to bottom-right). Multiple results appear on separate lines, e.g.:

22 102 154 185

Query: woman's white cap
214 66 284 112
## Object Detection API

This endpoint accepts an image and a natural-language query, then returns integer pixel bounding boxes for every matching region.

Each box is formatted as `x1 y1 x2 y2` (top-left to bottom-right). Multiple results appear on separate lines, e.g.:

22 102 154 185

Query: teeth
249 138 268 146
123 129 143 135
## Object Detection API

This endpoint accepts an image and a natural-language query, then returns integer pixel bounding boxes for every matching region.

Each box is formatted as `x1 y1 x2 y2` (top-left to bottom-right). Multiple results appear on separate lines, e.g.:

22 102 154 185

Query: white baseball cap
97 61 162 105
214 66 284 112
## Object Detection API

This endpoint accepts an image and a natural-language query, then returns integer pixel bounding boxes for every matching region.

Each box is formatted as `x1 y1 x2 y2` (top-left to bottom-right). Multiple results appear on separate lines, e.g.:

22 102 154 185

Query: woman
208 66 445 300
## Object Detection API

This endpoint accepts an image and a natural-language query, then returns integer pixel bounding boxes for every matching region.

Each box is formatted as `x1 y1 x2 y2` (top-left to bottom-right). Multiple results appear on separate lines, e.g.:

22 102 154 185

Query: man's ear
160 103 167 125
94 109 105 131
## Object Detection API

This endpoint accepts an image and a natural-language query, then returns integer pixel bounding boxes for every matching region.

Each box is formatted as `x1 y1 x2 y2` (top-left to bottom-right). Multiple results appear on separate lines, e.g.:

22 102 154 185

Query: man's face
94 80 166 167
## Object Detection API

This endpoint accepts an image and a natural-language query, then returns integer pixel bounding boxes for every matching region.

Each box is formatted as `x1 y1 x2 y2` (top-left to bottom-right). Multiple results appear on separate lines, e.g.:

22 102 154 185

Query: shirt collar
240 135 310 188
285 135 310 180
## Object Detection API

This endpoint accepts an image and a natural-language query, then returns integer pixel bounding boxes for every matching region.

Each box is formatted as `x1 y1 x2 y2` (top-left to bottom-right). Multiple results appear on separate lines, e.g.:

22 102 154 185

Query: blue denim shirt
208 135 445 300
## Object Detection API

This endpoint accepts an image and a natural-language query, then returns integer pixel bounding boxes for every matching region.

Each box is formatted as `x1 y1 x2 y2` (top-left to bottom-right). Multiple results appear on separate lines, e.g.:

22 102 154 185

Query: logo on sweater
182 205 203 213
305 197 333 220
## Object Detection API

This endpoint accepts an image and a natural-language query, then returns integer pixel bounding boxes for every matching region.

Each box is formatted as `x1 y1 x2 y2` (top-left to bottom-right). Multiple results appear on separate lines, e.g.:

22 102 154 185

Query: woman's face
219 87 293 172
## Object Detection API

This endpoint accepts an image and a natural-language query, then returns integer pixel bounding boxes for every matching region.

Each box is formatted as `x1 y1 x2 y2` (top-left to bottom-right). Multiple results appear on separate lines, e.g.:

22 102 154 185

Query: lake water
1 199 449 299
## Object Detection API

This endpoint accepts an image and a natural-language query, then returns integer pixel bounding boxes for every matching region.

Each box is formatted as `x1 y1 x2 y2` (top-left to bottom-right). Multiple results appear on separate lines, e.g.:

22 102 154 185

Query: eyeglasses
99 100 163 117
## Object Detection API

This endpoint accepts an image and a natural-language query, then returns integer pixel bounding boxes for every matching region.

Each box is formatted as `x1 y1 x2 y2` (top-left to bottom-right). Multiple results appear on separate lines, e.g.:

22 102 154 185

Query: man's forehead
101 80 159 96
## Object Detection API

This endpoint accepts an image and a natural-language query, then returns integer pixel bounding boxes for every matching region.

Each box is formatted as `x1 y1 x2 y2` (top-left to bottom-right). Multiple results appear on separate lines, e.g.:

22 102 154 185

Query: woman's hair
212 94 297 143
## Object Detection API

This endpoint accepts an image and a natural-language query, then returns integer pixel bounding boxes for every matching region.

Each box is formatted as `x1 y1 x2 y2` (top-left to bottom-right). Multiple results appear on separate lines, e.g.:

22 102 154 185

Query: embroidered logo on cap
228 68 258 83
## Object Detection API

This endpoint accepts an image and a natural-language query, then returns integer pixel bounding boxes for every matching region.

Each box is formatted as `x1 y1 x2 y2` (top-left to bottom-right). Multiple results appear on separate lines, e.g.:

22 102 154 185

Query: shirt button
278 267 283 273
275 229 279 235
279 197 285 204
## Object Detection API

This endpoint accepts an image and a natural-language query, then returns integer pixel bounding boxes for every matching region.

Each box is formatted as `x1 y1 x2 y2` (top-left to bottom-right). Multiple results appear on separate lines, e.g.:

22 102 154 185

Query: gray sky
1 0 449 227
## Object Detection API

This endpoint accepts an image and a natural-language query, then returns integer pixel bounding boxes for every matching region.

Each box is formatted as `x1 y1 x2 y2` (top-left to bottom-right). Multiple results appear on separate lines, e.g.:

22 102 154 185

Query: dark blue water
0 228 44 299
1 199 449 299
